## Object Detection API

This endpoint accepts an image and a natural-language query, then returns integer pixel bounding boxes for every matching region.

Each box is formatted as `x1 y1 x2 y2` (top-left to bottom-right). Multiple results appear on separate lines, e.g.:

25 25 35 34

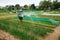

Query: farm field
0 11 60 40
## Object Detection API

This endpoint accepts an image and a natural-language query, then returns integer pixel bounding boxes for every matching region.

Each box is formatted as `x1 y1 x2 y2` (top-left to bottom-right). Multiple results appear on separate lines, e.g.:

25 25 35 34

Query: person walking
17 9 24 22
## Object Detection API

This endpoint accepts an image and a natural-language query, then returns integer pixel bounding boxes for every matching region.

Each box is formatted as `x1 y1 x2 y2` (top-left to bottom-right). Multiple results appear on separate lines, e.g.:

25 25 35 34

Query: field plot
0 12 60 40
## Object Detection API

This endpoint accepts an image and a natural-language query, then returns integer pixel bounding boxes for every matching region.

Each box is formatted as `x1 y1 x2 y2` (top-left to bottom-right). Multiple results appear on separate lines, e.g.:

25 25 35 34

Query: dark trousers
18 16 23 22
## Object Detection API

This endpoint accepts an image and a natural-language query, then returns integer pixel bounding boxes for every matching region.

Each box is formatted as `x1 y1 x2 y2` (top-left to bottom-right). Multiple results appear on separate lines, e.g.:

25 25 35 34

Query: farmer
18 9 24 22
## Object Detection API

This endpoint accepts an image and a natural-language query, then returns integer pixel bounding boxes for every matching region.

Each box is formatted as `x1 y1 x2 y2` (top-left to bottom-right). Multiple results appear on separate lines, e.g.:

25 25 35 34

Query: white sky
0 0 60 6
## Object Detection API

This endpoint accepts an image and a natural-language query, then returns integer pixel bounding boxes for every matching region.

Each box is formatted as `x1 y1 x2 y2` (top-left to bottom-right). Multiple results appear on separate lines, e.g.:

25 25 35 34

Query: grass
0 11 60 40
0 12 16 16
49 11 60 14
0 17 54 40
0 19 37 40
24 19 57 28
38 15 60 21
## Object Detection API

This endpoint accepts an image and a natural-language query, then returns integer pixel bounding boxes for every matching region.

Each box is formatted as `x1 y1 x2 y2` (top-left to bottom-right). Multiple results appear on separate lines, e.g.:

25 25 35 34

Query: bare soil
0 30 19 40
38 25 60 40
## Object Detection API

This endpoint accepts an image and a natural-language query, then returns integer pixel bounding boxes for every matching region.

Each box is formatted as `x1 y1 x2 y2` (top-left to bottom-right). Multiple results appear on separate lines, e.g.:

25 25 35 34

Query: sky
0 0 60 7
0 0 42 6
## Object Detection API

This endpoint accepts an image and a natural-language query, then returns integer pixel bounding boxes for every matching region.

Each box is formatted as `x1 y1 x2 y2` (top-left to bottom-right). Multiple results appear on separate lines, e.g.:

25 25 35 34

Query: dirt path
0 30 20 40
38 25 60 40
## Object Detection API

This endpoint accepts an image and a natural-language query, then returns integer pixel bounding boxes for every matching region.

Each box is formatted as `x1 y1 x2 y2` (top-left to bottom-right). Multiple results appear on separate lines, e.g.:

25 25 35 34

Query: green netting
15 16 60 25
15 11 60 25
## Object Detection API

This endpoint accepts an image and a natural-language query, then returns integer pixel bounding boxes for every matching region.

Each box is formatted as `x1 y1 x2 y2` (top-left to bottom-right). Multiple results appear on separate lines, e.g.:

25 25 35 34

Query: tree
39 1 52 10
15 4 21 10
24 5 28 10
52 0 60 10
8 5 15 12
57 2 60 9
30 4 36 10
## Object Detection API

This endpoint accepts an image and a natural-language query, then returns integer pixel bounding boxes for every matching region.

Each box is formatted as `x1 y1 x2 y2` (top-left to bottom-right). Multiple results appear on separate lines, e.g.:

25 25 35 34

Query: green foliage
0 19 56 40
30 4 36 10
7 5 15 11
39 0 60 10
10 29 37 40
15 4 21 10
24 5 29 10
0 19 37 40
0 12 59 40
39 1 52 10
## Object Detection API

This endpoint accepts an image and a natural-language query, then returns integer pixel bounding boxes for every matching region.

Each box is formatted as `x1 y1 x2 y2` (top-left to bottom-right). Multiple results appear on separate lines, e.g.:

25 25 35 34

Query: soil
0 30 19 40
38 25 60 40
